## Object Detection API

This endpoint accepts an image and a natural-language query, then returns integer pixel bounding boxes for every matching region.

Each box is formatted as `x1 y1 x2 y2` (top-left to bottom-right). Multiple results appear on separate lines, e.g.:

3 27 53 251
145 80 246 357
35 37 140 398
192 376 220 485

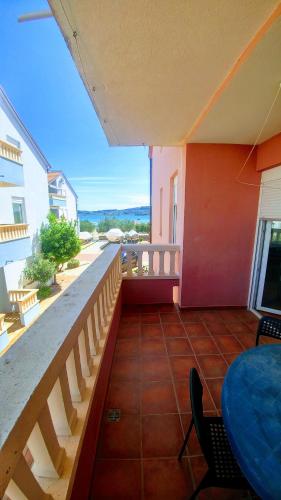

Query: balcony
0 242 265 499
49 192 67 207
0 224 31 266
0 140 24 187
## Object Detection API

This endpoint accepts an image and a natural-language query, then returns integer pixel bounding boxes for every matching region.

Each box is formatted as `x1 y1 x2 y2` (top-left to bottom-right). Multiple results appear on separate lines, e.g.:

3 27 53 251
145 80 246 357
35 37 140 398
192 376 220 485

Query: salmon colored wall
151 146 186 247
256 132 281 171
122 278 179 304
181 144 261 308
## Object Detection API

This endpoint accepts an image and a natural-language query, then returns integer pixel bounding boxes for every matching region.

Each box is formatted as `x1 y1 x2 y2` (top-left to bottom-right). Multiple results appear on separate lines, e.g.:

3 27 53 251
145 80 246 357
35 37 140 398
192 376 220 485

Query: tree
40 213 81 279
24 256 56 300
80 219 96 232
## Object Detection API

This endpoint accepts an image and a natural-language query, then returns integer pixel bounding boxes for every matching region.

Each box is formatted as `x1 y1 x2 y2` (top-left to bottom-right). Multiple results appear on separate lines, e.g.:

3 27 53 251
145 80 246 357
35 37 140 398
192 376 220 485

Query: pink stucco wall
151 143 261 308
151 146 186 248
181 144 261 308
122 278 179 304
256 132 281 171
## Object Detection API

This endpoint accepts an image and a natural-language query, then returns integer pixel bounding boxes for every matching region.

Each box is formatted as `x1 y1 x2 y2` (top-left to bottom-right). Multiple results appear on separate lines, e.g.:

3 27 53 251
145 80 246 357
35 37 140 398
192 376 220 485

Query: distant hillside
78 206 150 223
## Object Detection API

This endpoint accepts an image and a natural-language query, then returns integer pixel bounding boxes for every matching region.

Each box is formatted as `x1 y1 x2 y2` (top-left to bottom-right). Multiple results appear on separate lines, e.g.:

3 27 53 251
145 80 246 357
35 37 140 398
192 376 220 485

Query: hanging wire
236 83 281 189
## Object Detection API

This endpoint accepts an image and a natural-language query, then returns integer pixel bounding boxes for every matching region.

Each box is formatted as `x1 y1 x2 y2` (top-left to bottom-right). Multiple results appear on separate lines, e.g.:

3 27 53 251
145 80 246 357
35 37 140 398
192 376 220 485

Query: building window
12 198 26 224
170 174 178 243
159 187 163 236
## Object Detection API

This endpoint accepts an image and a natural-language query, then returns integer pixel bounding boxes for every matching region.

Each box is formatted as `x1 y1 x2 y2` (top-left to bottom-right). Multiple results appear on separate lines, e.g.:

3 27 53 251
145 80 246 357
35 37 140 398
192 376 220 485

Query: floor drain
107 409 121 422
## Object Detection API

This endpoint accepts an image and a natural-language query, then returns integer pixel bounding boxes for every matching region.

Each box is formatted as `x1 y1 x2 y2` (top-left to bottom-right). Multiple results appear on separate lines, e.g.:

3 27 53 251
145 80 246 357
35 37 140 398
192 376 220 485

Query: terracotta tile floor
91 305 262 499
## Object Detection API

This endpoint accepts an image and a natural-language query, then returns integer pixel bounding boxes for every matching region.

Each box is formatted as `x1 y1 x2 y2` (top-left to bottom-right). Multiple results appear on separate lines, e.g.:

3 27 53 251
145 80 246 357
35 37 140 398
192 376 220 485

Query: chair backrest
189 368 207 452
257 315 281 345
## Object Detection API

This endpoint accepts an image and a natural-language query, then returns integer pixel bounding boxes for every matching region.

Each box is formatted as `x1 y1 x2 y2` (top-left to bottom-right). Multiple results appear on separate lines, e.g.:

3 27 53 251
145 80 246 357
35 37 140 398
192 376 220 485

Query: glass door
256 220 281 314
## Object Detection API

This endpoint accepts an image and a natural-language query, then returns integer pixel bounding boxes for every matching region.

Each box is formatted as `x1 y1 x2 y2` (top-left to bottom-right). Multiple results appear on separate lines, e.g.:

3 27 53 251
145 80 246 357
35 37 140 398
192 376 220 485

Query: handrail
0 224 29 242
0 244 122 499
0 139 22 164
9 289 39 314
49 190 66 198
121 243 180 278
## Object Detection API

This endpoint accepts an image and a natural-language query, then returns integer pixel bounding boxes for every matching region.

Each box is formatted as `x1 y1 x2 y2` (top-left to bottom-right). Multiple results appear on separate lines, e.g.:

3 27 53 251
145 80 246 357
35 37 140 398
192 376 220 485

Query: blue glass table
222 345 281 500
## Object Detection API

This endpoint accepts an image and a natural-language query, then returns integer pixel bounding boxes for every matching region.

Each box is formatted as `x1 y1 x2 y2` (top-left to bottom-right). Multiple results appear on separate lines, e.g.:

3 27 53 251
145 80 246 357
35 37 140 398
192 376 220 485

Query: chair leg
189 472 209 500
178 417 193 461
255 334 260 346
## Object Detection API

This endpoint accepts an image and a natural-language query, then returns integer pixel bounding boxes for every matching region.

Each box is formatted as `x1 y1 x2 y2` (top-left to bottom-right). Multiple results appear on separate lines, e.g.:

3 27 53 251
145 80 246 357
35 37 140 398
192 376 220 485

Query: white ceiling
49 0 281 146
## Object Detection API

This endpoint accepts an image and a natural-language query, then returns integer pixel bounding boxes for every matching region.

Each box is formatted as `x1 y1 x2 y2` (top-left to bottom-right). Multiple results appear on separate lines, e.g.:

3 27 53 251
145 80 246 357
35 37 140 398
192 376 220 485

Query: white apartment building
48 171 78 222
0 88 50 312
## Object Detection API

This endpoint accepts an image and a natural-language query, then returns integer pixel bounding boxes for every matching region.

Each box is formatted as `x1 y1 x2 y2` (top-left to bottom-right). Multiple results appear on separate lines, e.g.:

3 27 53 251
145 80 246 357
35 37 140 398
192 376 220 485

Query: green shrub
67 258 80 269
37 285 52 300
24 256 56 288
80 220 96 232
41 213 81 276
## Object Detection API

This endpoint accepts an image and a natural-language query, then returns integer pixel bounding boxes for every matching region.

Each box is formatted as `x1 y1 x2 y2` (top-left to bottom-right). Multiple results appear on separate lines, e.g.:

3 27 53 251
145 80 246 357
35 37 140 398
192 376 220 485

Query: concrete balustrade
0 245 122 499
0 224 29 242
0 139 22 164
122 243 180 278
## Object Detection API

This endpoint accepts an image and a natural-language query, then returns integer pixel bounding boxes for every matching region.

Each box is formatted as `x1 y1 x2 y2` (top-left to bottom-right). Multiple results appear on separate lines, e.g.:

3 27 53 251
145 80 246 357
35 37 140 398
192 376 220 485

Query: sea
78 206 150 224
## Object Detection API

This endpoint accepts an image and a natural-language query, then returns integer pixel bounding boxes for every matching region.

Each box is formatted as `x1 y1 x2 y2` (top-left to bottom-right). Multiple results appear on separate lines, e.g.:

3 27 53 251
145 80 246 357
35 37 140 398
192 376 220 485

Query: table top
222 344 281 500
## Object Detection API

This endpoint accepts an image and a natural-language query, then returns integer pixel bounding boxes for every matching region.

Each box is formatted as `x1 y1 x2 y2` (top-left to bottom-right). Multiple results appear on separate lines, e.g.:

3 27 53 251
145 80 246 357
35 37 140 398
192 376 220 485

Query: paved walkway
1 241 108 355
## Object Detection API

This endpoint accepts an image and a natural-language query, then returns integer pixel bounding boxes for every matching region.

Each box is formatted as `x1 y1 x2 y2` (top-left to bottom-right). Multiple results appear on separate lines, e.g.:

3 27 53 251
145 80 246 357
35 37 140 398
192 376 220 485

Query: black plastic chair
256 315 281 346
178 368 252 499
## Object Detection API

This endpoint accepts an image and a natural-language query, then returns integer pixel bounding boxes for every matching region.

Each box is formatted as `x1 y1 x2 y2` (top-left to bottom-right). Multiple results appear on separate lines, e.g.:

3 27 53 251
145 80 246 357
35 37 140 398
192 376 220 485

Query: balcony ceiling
50 1 281 146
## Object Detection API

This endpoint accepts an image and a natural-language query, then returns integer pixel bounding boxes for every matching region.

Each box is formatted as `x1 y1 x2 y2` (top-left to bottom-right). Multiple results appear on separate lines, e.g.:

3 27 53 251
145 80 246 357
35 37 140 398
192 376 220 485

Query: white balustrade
0 139 22 164
0 224 28 242
121 244 180 278
0 245 122 500
9 289 39 314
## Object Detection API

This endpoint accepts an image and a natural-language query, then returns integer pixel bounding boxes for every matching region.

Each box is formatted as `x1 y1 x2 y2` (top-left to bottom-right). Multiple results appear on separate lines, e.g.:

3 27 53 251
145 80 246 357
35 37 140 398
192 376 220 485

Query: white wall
50 174 77 222
0 99 49 253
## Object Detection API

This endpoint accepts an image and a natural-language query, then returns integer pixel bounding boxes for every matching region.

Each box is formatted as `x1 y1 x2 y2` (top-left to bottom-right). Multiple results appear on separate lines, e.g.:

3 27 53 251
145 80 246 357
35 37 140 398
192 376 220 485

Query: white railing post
6 456 51 500
27 406 65 479
148 250 155 276
137 250 143 276
121 244 180 278
66 346 86 402
159 250 165 276
48 369 77 436
169 250 176 275
78 328 93 377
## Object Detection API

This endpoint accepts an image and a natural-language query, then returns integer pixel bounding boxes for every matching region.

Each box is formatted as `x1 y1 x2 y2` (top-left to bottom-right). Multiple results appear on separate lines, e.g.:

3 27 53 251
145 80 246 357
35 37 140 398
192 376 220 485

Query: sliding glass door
256 221 281 314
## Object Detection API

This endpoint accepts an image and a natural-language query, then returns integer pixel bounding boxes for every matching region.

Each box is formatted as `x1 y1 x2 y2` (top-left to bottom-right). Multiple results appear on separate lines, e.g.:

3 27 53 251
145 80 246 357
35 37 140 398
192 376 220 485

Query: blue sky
0 0 149 210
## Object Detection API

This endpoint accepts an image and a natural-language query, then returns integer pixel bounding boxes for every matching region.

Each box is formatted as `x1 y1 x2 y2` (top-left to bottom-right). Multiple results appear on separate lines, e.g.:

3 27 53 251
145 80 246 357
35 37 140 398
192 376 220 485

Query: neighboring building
48 171 78 223
0 88 50 312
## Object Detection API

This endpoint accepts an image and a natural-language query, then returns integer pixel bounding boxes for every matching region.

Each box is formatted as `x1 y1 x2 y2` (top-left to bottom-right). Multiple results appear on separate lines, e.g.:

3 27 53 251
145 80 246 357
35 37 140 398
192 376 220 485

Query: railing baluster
85 312 98 355
148 250 154 276
48 368 77 436
27 405 65 479
6 455 51 500
78 328 93 377
127 250 133 277
169 250 176 275
66 346 86 402
137 251 143 276
159 250 165 276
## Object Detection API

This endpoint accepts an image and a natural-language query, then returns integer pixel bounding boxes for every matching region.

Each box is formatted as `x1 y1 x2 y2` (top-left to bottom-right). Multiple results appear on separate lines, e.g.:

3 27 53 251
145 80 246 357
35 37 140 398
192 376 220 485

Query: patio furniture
256 315 281 345
178 368 250 499
222 345 281 499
